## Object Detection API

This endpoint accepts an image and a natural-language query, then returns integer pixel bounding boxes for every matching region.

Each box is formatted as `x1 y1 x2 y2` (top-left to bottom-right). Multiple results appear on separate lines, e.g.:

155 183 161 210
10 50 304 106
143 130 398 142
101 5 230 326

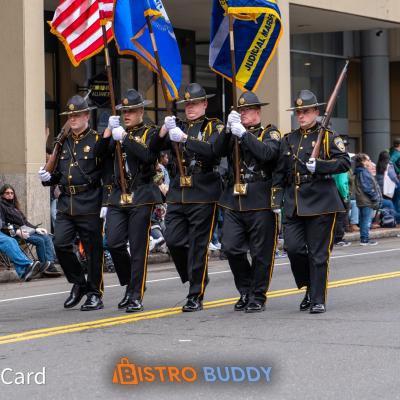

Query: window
291 53 347 118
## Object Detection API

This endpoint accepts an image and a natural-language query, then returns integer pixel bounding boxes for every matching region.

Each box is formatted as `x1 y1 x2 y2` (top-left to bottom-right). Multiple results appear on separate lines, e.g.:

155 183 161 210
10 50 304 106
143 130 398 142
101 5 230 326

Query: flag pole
101 25 131 204
228 14 247 196
144 15 189 187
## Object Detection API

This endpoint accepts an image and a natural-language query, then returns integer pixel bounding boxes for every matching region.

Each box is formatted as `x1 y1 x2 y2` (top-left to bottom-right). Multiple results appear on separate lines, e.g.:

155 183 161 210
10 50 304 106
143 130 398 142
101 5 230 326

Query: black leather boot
64 284 86 309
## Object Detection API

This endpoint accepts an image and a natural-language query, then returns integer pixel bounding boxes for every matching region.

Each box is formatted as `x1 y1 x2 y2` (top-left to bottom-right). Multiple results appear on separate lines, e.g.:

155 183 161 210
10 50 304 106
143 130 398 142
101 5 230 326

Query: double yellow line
1 270 399 345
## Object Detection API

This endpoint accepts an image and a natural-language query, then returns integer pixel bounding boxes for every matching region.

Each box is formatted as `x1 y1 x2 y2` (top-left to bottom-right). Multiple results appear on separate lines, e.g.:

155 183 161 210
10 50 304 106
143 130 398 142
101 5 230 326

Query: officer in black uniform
150 83 224 312
218 92 281 312
271 90 351 313
103 89 162 312
38 95 110 311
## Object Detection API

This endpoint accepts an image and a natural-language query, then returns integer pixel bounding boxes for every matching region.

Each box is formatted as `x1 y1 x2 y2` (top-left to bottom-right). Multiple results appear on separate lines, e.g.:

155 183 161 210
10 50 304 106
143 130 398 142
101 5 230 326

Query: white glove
112 126 127 142
16 229 29 240
306 158 316 174
100 207 108 219
36 228 47 235
169 127 187 143
38 166 51 182
272 209 281 215
164 116 176 131
108 115 120 130
228 110 241 125
231 122 246 139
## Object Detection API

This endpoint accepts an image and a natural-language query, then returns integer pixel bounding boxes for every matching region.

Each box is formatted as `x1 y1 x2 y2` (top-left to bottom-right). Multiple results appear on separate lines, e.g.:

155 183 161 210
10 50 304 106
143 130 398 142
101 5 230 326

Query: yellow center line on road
1 270 400 345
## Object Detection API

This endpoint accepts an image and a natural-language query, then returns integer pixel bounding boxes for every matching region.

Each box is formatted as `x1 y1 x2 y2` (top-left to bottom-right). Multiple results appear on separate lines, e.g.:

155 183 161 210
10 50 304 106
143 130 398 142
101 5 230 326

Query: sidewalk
1 227 399 283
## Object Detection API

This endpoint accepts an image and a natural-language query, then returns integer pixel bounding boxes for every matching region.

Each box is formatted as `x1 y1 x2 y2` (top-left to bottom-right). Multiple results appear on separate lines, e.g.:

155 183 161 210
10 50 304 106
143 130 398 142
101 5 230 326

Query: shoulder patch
216 124 224 134
334 136 346 152
269 130 281 141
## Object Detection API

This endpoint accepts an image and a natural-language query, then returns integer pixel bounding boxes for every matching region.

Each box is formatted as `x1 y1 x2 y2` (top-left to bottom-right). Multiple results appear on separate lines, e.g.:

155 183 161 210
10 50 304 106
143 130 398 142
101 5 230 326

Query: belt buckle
69 186 76 195
120 193 133 205
233 174 248 196
179 167 192 187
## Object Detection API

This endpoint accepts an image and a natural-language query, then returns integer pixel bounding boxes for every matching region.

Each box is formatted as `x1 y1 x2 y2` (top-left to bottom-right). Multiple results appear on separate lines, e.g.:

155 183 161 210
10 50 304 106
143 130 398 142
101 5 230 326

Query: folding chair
0 251 13 270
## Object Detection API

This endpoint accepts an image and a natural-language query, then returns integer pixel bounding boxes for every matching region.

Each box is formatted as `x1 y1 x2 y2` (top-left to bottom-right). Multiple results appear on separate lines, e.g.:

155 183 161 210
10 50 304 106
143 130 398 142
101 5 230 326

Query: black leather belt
289 174 332 185
243 173 268 183
61 183 98 196
188 164 219 175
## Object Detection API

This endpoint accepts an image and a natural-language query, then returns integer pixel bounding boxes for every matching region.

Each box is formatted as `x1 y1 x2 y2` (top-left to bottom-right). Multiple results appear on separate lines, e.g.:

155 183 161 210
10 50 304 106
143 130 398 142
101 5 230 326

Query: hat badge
185 92 191 100
69 104 75 111
296 98 303 106
239 97 245 105
123 98 129 105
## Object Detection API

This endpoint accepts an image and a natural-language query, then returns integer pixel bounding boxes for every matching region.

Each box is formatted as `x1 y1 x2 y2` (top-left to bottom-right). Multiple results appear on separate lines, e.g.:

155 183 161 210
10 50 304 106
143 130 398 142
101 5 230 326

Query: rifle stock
44 121 71 173
310 60 349 159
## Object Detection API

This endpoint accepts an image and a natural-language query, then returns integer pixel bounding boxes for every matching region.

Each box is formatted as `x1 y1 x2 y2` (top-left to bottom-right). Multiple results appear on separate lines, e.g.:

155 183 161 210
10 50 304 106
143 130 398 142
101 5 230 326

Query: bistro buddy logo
113 358 272 385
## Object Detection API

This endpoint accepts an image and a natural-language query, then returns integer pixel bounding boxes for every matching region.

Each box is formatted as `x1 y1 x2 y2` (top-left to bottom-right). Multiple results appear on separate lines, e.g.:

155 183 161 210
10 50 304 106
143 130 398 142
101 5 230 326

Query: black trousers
222 209 278 303
334 211 346 243
106 205 153 301
284 213 336 305
54 212 104 296
164 203 216 300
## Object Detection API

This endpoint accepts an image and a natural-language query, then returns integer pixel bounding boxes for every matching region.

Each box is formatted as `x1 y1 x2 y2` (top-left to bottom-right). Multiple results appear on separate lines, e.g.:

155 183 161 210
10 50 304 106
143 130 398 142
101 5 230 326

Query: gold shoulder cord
323 130 330 159
141 126 152 144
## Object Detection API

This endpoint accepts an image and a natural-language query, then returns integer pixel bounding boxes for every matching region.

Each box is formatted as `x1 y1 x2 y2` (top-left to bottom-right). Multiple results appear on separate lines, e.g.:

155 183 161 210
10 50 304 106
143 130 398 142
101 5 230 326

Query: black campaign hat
176 83 215 104
116 89 152 110
287 89 326 111
59 95 97 115
237 91 269 109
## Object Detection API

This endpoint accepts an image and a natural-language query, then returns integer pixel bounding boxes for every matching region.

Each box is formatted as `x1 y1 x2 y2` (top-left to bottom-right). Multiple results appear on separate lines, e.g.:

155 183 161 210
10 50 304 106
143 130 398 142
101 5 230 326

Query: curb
1 228 399 284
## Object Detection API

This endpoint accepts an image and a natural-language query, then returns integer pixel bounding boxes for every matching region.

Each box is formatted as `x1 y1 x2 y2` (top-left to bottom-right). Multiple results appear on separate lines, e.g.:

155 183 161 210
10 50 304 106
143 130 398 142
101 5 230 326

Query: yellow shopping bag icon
112 358 138 385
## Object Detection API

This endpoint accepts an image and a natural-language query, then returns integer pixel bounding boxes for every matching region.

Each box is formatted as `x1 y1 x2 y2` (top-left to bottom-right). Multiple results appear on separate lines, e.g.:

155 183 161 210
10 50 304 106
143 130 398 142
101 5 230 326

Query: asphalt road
0 237 399 400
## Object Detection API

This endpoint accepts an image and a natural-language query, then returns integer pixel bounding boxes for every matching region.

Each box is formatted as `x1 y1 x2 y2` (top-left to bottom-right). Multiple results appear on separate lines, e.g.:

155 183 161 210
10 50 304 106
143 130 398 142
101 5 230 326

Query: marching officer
220 92 281 312
271 90 351 313
103 89 162 313
39 95 110 311
150 83 224 312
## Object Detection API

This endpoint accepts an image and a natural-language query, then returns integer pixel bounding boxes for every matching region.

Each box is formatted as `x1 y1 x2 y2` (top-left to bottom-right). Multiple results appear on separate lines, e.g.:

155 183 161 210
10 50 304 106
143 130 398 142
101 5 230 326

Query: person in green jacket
389 138 400 176
333 171 350 246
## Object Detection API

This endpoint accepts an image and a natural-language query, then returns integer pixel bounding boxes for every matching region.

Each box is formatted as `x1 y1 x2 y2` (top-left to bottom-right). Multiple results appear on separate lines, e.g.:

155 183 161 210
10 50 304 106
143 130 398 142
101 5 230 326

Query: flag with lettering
49 0 114 67
209 0 282 91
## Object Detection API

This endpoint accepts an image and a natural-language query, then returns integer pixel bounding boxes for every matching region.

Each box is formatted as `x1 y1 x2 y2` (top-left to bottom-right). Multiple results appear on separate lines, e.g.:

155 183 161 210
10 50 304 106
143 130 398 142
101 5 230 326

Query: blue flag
113 0 182 100
209 0 282 92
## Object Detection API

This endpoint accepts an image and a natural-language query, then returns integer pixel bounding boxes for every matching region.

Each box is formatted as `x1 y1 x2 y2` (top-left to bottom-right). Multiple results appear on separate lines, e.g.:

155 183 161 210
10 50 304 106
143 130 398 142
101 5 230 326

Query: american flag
49 0 114 66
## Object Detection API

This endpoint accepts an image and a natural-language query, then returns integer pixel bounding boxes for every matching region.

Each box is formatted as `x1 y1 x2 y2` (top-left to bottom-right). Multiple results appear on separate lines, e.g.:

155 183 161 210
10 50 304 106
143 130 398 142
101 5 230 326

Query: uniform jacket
150 116 224 204
43 127 110 216
104 123 163 207
201 123 281 211
271 123 351 217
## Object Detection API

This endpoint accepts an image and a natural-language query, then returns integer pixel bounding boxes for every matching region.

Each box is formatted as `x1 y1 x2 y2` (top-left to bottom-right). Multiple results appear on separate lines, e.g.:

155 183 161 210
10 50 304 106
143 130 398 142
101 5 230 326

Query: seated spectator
354 154 382 246
149 204 166 252
0 184 60 276
376 150 400 223
0 209 44 281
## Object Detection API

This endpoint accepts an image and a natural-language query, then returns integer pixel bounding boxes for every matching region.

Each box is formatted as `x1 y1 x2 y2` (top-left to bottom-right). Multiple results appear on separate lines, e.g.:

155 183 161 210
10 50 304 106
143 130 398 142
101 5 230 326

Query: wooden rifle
310 60 350 159
44 121 71 173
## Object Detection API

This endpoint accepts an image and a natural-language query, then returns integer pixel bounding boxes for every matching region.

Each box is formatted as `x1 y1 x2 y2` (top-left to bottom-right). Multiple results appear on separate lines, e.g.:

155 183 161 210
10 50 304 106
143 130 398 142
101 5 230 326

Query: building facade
1 0 400 227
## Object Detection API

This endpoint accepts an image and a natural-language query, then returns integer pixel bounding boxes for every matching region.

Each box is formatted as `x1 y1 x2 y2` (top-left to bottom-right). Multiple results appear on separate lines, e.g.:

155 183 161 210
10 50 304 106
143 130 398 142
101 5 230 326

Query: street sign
88 72 110 108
